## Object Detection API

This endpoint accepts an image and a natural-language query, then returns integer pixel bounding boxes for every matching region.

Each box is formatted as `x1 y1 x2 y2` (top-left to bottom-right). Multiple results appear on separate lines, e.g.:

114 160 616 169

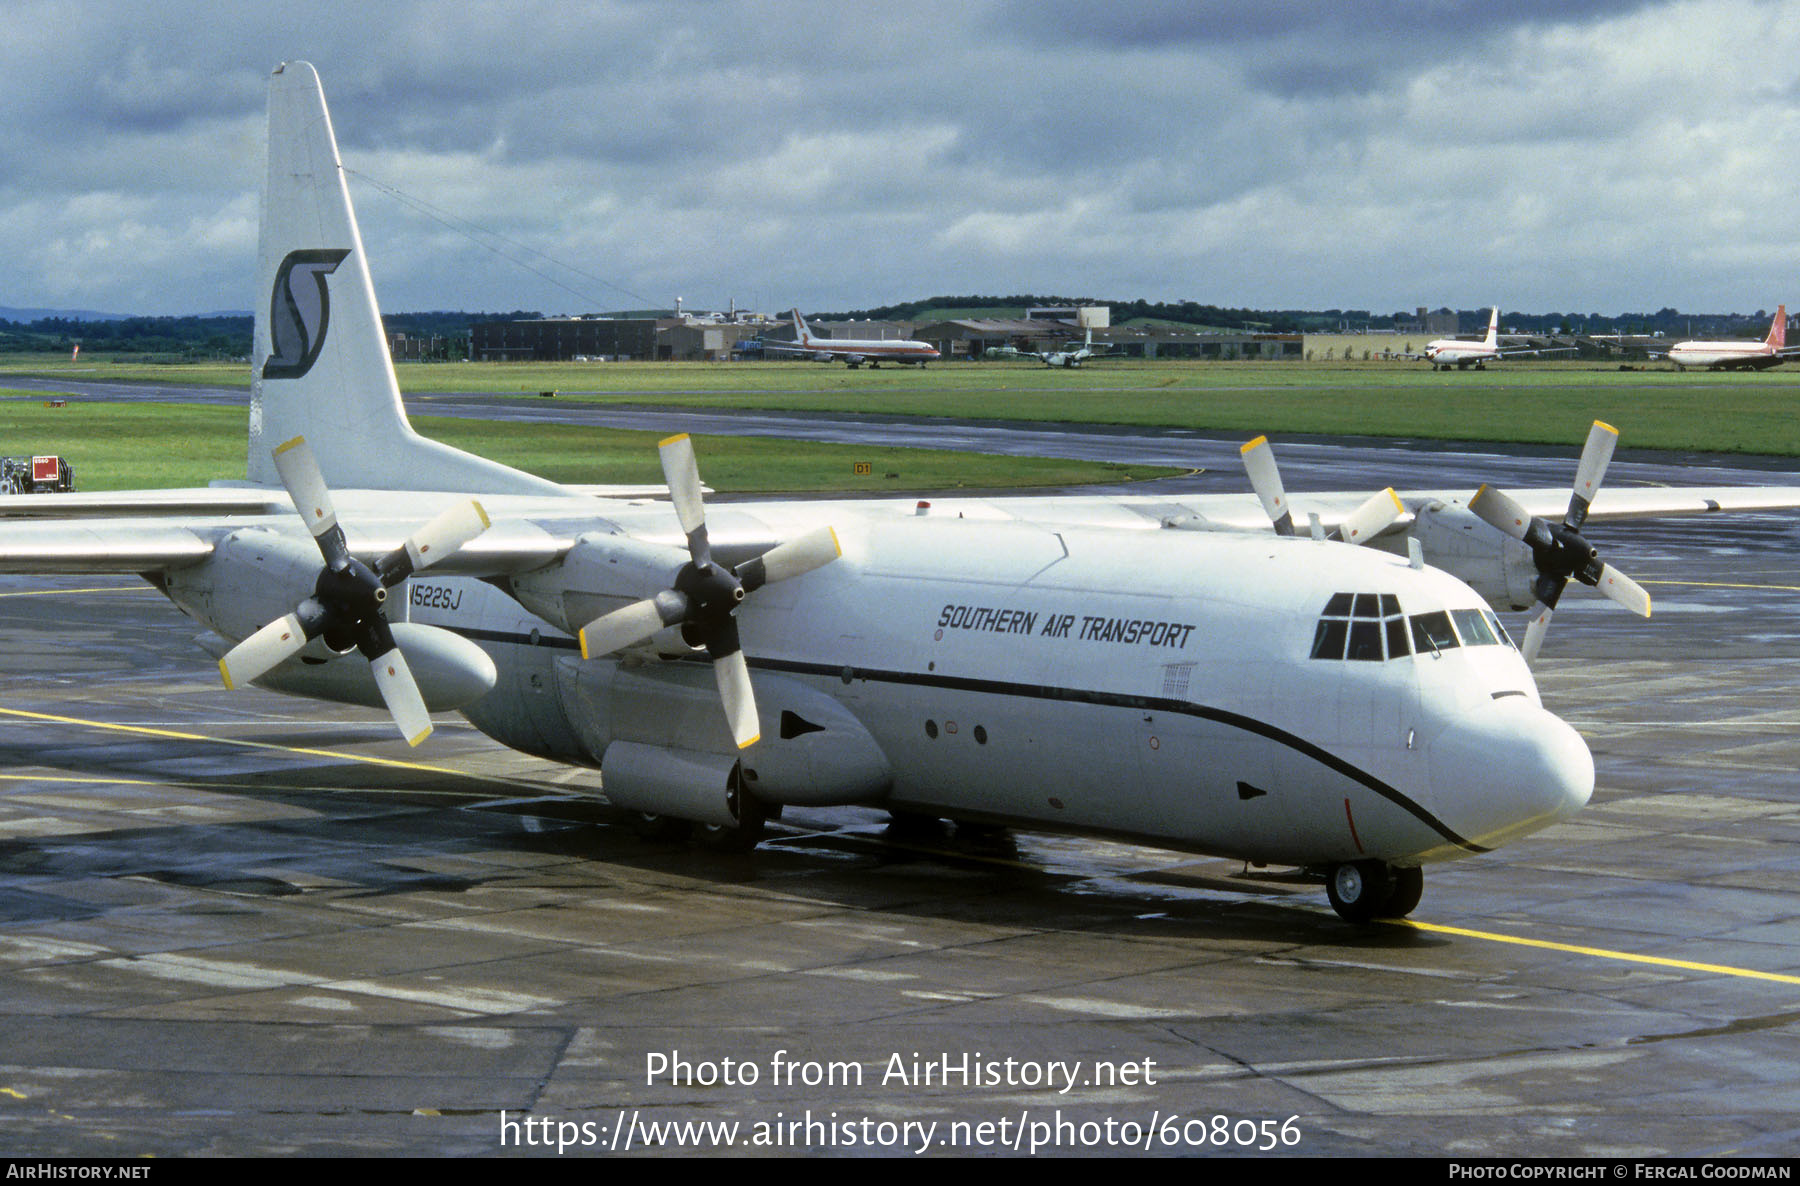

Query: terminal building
467 316 766 362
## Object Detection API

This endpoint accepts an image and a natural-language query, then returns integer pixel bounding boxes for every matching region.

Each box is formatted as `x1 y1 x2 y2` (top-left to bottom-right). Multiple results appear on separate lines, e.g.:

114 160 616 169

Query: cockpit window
1318 593 1518 660
1312 592 1411 661
1409 610 1460 654
1452 608 1499 647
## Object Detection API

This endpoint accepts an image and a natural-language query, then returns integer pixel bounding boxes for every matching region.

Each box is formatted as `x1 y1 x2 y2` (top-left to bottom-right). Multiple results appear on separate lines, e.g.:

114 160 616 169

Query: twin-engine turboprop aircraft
7 62 1800 923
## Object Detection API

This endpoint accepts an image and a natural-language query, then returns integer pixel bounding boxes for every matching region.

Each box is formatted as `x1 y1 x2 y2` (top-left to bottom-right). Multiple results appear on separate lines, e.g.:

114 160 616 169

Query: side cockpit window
1409 610 1460 655
1313 596 1518 661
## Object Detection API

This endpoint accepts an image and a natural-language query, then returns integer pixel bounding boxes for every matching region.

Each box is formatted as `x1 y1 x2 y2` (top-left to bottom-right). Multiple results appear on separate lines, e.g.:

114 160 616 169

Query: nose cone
1428 699 1593 851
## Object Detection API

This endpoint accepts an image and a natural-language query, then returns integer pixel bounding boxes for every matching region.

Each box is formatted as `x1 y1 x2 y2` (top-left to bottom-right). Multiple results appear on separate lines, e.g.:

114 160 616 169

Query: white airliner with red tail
1667 306 1797 371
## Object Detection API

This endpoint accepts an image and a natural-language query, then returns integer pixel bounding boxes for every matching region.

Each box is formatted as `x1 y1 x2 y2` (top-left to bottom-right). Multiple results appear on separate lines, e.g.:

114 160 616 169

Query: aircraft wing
843 482 1800 540
0 520 219 572
1494 345 1578 358
0 510 579 576
1484 484 1800 523
0 487 290 519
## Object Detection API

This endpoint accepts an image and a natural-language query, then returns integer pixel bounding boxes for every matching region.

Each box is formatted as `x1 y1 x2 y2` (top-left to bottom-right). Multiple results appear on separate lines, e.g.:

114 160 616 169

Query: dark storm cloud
4 1 1800 316
994 0 1667 96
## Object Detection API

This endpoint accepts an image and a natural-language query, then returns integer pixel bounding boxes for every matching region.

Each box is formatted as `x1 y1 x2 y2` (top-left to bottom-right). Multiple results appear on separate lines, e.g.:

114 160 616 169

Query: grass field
0 396 1170 492
6 354 1800 457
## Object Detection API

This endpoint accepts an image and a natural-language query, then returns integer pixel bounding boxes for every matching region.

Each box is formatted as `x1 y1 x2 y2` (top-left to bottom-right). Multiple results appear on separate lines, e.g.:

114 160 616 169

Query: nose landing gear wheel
1382 866 1424 918
1327 860 1394 923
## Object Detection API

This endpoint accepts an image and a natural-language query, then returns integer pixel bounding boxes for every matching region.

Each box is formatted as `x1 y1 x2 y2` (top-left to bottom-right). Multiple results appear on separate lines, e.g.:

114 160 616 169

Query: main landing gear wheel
698 779 769 853
1325 861 1424 922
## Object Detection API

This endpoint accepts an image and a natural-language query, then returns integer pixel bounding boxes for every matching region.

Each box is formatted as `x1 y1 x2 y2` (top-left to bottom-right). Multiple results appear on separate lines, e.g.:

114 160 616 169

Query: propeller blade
1240 436 1294 536
378 499 490 585
659 433 707 541
1336 488 1405 545
713 649 760 749
737 526 841 593
272 436 347 566
1568 420 1619 529
219 608 315 690
1595 564 1651 617
1468 484 1534 542
578 591 688 660
1521 603 1554 664
369 646 433 746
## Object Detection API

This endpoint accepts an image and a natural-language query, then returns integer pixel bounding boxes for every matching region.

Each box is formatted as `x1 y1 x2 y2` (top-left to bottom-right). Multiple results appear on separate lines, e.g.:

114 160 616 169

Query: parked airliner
1666 306 1796 370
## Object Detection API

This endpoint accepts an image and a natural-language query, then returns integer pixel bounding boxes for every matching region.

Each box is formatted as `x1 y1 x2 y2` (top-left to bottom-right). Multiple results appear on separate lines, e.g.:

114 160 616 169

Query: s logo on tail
263 248 351 380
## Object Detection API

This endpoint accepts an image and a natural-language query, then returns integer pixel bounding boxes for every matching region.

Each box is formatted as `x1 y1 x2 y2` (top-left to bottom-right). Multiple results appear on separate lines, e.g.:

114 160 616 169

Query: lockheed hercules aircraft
6 63 1800 923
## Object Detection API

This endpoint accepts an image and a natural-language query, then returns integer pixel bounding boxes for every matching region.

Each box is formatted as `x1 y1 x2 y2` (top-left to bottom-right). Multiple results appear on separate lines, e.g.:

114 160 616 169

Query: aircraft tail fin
1768 305 1787 350
790 307 813 347
250 62 560 496
1483 307 1500 348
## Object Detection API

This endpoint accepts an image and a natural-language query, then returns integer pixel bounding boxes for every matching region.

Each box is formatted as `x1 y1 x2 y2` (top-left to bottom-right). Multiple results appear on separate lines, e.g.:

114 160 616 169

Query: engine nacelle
164 528 325 641
509 532 686 640
196 622 496 711
600 741 744 827
1397 501 1540 611
556 657 892 808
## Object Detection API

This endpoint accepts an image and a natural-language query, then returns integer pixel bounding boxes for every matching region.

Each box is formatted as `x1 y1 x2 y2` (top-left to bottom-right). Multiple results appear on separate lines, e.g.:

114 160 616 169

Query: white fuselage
1423 339 1501 368
792 315 939 366
799 334 940 366
1666 340 1780 370
378 503 1591 869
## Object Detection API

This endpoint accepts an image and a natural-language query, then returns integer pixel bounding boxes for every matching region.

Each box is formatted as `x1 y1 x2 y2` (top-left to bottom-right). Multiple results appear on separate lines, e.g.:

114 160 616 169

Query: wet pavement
0 393 1797 1156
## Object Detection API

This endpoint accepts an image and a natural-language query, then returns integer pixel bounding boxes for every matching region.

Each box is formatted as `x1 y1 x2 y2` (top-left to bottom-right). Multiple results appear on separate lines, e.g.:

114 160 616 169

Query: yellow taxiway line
1640 579 1800 593
0 704 500 781
1393 918 1800 986
0 585 157 598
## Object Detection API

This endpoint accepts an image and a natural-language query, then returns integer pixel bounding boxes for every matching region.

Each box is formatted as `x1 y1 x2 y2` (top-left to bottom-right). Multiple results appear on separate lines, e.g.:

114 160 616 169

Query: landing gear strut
1325 860 1422 923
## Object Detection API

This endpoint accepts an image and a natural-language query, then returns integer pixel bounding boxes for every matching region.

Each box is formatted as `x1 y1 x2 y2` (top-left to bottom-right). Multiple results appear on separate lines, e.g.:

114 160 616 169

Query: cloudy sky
3 0 1798 318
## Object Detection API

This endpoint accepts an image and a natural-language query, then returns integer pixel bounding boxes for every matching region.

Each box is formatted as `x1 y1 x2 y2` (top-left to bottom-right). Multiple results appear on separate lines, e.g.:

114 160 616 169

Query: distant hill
0 305 138 323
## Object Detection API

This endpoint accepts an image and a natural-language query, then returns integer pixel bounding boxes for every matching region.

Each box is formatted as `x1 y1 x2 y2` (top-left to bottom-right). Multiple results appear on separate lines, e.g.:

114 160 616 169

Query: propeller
1240 435 1405 544
577 433 841 749
1467 420 1651 663
218 436 491 746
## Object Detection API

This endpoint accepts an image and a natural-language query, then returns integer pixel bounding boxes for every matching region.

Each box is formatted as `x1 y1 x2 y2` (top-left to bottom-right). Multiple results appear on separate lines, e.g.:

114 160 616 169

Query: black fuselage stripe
445 626 1487 853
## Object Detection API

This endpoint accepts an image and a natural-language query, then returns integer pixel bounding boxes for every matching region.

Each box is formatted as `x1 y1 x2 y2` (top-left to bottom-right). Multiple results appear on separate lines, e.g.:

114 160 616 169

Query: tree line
0 301 1778 357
